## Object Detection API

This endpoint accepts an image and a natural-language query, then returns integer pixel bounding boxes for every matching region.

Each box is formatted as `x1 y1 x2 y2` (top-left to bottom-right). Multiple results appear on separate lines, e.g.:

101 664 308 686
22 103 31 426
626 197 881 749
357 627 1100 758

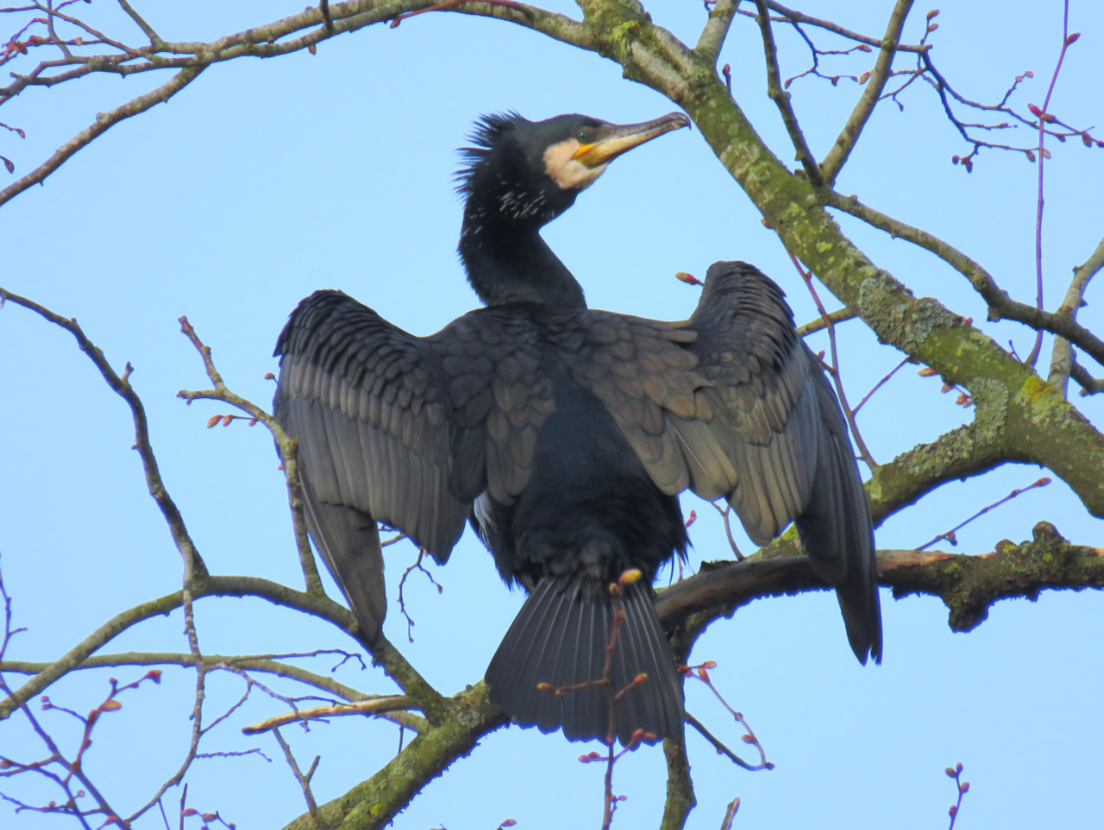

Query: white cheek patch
544 140 609 191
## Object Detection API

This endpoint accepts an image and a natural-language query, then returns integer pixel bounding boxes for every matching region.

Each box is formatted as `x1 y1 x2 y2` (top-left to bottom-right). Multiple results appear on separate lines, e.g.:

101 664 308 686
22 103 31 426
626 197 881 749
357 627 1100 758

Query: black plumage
274 111 881 747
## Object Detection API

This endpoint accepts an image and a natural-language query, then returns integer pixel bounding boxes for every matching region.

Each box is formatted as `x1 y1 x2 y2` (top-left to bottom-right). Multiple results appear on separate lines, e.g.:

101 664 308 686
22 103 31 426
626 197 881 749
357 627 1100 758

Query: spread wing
560 261 881 663
274 291 553 640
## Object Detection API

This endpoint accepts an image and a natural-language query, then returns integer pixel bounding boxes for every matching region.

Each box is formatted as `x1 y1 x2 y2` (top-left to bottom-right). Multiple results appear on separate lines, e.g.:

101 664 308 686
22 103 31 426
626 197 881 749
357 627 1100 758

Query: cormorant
274 111 882 746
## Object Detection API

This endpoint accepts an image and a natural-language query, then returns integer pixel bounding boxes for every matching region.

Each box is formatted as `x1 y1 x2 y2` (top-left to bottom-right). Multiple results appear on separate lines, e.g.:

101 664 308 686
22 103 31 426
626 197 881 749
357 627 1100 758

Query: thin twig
795 306 855 336
1026 2 1076 368
853 356 910 415
785 252 877 469
945 762 969 829
683 712 763 772
0 289 208 582
755 0 927 53
916 477 1051 550
177 316 323 596
272 726 325 829
720 798 741 830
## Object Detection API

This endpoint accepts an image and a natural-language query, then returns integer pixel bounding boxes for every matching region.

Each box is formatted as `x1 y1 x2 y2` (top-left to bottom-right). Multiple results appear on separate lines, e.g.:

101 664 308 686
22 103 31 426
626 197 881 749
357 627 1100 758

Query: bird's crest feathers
455 111 524 196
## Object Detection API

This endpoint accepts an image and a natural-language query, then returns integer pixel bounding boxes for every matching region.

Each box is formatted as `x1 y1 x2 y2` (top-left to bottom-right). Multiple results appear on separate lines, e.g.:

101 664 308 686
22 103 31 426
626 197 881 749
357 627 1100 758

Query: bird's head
457 111 691 229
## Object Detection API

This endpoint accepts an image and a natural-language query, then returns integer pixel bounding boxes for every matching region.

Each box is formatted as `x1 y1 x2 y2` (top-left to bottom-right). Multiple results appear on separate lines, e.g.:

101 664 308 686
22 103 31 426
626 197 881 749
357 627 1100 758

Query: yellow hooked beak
571 112 691 169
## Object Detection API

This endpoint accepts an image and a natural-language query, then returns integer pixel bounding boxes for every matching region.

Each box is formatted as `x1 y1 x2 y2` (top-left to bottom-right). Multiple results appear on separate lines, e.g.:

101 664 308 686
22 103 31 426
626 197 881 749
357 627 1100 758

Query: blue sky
1 1 1102 828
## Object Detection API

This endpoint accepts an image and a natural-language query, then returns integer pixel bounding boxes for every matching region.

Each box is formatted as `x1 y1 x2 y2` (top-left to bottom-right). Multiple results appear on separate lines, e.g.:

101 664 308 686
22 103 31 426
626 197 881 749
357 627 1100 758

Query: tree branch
753 0 822 184
0 0 595 209
795 306 856 336
819 0 912 184
659 729 696 830
656 525 1104 639
757 0 928 53
1 651 374 705
1049 234 1104 395
819 191 1104 370
281 684 506 830
0 65 205 206
242 696 421 736
177 316 324 597
695 0 737 66
0 287 208 585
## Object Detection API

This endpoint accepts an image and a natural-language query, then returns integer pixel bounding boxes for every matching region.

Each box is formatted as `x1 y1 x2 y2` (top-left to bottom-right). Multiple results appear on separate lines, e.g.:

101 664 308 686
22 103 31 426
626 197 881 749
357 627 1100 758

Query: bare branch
820 0 912 184
795 306 855 336
0 65 205 205
1049 235 1104 394
757 0 927 53
1 651 375 705
272 726 323 828
659 730 695 830
818 191 1104 369
1071 362 1104 396
177 316 323 596
695 0 736 66
0 287 208 583
915 477 1052 550
753 0 822 184
242 696 418 735
116 0 163 45
657 524 1104 639
0 0 595 209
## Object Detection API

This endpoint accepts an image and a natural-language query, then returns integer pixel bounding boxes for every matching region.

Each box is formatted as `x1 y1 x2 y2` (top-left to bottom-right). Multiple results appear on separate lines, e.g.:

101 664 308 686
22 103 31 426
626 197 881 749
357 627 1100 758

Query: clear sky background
1 1 1103 828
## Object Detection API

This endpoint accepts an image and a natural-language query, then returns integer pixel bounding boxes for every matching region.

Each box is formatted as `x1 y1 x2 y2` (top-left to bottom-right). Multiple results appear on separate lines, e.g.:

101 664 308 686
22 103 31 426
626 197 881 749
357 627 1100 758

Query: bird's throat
459 218 587 309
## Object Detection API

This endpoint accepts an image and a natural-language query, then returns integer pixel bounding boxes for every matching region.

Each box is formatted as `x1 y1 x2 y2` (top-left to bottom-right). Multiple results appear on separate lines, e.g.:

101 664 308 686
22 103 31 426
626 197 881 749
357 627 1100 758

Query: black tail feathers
485 577 684 746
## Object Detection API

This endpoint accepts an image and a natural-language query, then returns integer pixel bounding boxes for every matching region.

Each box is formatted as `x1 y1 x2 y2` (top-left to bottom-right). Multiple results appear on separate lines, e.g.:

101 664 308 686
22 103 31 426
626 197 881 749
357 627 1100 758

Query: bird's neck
459 214 587 310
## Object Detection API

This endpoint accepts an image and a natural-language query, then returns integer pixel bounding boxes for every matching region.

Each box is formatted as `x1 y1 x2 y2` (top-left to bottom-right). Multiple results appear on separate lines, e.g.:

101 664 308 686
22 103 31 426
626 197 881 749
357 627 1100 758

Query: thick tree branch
281 684 506 830
865 418 1009 525
659 730 696 830
656 525 1104 640
819 0 911 184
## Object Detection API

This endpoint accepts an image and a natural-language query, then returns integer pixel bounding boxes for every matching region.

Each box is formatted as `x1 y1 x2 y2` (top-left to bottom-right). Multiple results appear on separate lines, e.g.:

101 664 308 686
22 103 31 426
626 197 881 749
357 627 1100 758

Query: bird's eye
576 130 591 144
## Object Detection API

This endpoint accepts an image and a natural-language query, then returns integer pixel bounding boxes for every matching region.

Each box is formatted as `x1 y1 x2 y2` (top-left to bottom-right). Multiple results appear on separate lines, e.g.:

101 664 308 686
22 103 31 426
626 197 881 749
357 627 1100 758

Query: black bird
274 111 881 746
